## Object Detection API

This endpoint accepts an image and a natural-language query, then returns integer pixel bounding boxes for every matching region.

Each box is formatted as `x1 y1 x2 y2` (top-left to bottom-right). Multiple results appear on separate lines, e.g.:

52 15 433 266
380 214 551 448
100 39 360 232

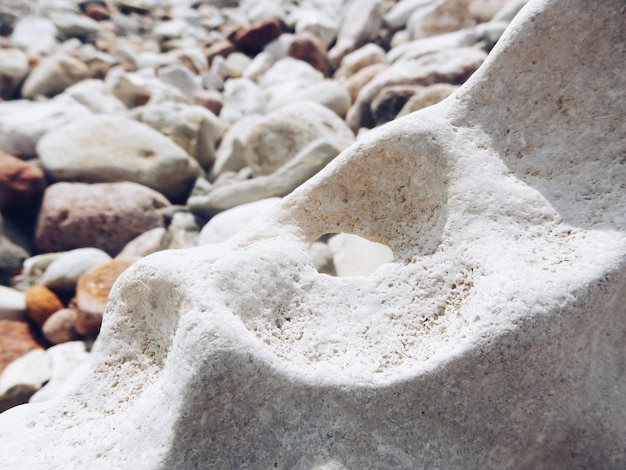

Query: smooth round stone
40 247 112 294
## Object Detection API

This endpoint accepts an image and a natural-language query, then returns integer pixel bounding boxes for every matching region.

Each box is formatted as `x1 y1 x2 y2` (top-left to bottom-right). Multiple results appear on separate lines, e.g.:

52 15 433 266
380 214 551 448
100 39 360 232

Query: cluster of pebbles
0 0 527 411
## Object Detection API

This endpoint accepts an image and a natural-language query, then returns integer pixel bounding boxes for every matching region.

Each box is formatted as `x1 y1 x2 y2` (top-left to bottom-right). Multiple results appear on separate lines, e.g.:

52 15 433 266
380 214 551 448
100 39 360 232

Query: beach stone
259 57 324 93
116 227 169 259
234 18 283 56
397 83 458 117
41 308 80 345
21 53 90 100
0 349 50 413
62 79 127 114
266 79 352 118
0 286 26 322
35 182 170 256
1 1 625 469
241 51 274 83
205 40 235 65
29 341 90 403
129 103 223 170
492 0 529 22
334 43 387 79
210 114 263 180
328 0 385 69
191 88 224 116
219 78 267 123
189 139 342 215
37 114 200 202
157 64 200 97
25 286 64 328
82 3 110 21
0 48 29 100
0 95 91 158
40 247 112 294
347 47 486 131
344 62 389 102
50 11 100 39
407 0 476 39
0 320 43 375
329 233 395 276
0 151 46 216
292 4 339 49
0 216 28 285
287 31 329 76
75 258 135 337
198 198 281 245
243 101 354 176
370 84 422 126
10 17 58 54
384 0 436 30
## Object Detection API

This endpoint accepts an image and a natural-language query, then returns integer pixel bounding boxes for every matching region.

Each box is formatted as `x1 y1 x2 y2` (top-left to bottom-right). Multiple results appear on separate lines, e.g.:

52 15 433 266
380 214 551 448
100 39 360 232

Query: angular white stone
0 1 624 468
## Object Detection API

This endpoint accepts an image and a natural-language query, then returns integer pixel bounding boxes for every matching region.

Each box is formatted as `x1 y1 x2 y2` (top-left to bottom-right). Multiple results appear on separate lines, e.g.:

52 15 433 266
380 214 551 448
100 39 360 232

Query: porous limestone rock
0 1 624 468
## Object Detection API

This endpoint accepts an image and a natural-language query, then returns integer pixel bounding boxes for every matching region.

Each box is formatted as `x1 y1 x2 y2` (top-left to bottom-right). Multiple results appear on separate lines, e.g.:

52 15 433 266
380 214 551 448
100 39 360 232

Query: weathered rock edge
1 1 624 468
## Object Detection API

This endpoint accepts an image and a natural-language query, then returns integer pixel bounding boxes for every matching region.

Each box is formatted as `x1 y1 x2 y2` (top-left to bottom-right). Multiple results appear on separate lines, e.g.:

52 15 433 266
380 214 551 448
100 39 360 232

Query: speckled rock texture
0 1 624 468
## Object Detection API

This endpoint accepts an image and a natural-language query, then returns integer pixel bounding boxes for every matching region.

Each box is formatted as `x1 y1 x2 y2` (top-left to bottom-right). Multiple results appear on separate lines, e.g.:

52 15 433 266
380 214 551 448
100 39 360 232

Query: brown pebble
25 286 64 328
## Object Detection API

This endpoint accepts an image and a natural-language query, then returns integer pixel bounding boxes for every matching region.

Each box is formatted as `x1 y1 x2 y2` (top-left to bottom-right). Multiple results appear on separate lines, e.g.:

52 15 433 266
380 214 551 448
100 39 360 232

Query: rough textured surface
0 1 624 468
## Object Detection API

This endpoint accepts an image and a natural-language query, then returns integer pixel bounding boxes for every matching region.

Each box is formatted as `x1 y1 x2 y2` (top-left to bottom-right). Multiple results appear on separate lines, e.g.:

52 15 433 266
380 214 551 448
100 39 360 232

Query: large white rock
0 1 624 468
242 100 355 176
0 95 91 158
36 115 201 201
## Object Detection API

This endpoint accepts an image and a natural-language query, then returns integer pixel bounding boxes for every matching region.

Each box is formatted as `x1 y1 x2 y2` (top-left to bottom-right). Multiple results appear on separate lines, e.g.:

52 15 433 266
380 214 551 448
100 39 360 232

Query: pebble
21 52 91 99
24 286 64 328
0 0 524 383
0 151 46 216
0 349 50 412
37 114 200 201
75 258 136 336
41 308 80 345
39 247 112 294
0 95 91 158
0 319 44 375
35 182 170 256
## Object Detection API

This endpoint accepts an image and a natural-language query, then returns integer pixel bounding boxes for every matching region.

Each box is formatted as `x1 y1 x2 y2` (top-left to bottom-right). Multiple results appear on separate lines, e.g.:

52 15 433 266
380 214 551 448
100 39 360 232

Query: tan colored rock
25 286 64 328
75 258 136 337
396 83 459 117
345 62 389 102
21 53 90 99
42 308 80 345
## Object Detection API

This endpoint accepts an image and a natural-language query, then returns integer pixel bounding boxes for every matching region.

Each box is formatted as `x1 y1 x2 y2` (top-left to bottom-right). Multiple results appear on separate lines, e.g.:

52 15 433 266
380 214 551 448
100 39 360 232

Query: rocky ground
0 0 527 411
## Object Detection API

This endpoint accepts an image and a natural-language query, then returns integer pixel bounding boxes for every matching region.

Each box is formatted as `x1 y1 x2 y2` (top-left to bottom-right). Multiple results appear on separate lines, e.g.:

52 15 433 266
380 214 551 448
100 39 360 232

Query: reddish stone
287 31 330 76
35 182 170 256
83 3 110 21
0 320 45 374
75 258 135 336
234 18 283 56
25 286 64 328
0 151 45 215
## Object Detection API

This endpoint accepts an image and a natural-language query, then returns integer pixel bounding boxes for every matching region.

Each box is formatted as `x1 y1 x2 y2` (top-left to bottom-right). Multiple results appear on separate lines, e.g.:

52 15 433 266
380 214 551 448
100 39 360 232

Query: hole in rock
311 233 394 277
